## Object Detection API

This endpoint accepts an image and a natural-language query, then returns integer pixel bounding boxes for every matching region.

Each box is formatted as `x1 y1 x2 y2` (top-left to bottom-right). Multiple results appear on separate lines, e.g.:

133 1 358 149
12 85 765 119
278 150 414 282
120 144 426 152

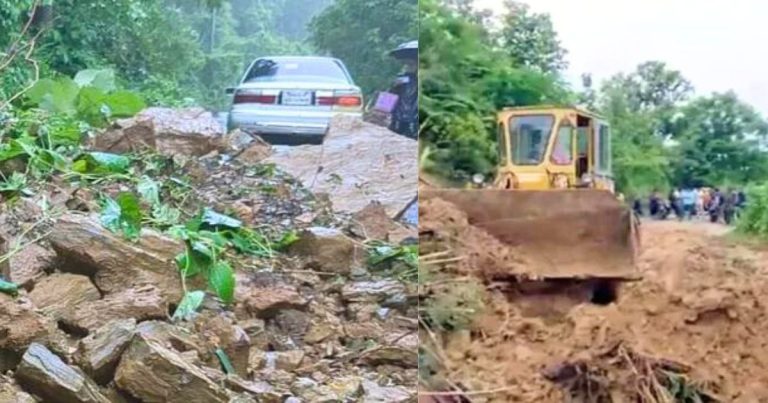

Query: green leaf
72 159 88 173
100 198 122 233
209 261 235 304
74 69 116 92
116 192 142 240
0 279 19 296
47 118 83 146
39 77 80 115
100 193 143 241
89 152 130 172
175 246 212 278
172 290 205 321
151 204 181 227
75 152 131 175
272 230 299 251
215 348 235 374
25 78 56 104
105 91 145 117
76 86 109 127
191 241 215 260
201 208 242 229
137 176 160 206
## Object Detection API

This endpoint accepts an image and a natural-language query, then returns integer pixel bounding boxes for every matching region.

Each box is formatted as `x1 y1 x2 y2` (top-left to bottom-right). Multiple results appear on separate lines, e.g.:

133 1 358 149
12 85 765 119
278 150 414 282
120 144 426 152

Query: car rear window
245 59 350 83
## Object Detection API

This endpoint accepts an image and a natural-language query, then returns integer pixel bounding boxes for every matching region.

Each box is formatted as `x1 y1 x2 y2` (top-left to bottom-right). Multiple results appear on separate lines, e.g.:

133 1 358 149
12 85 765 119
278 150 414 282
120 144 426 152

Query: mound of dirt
419 197 531 281
421 218 768 402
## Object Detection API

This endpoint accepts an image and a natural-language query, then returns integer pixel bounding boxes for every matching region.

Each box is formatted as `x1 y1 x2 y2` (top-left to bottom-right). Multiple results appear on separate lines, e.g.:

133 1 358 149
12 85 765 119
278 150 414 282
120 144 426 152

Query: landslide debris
0 108 417 401
420 196 768 402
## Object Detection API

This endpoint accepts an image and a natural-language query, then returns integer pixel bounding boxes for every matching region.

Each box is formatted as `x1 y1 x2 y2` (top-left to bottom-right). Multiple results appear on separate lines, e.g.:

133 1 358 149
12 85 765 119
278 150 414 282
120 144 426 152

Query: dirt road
423 218 768 402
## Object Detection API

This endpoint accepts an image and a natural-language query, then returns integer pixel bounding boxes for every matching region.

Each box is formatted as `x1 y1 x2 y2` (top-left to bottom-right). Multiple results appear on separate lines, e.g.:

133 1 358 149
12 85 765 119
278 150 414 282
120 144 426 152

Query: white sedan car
226 56 363 144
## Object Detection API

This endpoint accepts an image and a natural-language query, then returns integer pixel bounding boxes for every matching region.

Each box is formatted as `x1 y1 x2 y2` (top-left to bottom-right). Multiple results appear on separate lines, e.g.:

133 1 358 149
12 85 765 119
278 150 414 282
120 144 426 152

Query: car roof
255 56 342 63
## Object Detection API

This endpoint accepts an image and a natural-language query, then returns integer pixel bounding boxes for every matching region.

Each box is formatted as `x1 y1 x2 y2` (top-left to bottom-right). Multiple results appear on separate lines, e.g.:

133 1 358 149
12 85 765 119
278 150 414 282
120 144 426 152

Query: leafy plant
72 151 131 175
0 172 33 197
367 242 418 282
737 183 768 238
26 69 145 127
172 290 206 321
100 192 143 241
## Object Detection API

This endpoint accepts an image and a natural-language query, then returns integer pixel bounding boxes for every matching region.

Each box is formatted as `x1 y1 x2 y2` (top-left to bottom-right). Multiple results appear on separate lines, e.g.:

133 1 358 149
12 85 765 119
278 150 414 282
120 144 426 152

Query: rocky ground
419 196 768 402
0 108 418 402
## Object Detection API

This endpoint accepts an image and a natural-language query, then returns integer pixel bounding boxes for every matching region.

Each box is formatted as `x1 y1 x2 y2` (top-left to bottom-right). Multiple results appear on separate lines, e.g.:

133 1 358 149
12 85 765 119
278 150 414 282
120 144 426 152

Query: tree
309 0 418 94
672 92 768 186
419 0 570 180
499 0 567 74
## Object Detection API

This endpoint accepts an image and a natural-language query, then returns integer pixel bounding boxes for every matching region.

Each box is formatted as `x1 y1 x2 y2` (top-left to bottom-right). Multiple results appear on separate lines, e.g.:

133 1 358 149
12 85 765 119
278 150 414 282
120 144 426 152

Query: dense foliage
419 0 571 180
2 0 414 110
420 0 768 197
309 0 418 94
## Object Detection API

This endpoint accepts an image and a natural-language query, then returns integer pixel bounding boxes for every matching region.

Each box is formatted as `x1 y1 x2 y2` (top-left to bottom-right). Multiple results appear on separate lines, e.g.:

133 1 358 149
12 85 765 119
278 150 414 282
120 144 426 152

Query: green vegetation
2 0 417 313
2 0 415 110
310 0 418 94
420 0 768 198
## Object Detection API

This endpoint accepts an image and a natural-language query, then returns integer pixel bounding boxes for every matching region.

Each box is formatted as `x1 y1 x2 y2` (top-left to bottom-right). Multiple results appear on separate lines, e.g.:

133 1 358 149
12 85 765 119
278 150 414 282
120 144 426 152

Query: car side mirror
225 87 235 95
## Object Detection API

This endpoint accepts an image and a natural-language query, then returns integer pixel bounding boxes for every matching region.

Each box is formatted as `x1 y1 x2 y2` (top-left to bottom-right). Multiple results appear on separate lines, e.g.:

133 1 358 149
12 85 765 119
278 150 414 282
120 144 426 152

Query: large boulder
74 319 137 384
265 115 417 219
61 285 166 334
15 343 110 403
28 273 100 320
114 336 230 403
49 213 202 304
237 281 307 319
89 107 224 157
2 243 55 290
0 295 51 371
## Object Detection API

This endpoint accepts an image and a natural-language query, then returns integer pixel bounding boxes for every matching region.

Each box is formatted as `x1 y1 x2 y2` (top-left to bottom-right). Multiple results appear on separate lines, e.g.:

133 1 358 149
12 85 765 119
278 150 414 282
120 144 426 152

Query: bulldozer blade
420 189 639 280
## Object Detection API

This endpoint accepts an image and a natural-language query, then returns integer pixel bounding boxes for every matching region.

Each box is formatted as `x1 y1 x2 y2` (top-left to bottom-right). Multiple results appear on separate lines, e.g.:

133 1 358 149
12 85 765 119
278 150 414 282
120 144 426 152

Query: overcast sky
472 0 768 116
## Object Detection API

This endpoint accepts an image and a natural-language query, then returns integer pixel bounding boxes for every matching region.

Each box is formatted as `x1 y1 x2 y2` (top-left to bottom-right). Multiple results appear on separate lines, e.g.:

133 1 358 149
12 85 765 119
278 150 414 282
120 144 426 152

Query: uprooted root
544 343 720 403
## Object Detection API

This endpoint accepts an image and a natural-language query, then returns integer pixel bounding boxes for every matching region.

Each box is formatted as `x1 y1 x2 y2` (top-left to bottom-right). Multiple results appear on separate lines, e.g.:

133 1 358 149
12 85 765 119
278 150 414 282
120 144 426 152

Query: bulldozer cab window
509 115 554 165
551 124 573 165
497 122 508 166
596 123 612 173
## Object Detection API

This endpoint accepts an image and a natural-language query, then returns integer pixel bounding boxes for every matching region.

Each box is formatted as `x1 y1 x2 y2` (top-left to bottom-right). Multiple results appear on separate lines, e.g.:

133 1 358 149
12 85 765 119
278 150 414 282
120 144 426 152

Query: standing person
709 188 723 223
681 187 696 220
388 41 418 139
699 188 710 219
668 188 682 219
723 189 738 225
633 198 644 217
649 190 660 218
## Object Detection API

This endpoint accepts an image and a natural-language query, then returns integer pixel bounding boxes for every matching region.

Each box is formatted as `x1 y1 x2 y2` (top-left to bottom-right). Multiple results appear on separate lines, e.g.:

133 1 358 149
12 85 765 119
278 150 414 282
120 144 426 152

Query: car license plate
281 90 312 106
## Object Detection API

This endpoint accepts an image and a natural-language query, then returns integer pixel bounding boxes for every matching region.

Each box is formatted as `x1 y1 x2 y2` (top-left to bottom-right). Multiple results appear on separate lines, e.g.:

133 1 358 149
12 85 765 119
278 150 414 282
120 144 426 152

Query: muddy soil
420 197 768 402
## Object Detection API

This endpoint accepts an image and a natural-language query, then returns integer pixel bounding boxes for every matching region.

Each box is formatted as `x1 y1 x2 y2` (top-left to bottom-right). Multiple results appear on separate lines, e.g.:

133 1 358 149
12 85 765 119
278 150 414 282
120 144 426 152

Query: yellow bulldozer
421 105 640 279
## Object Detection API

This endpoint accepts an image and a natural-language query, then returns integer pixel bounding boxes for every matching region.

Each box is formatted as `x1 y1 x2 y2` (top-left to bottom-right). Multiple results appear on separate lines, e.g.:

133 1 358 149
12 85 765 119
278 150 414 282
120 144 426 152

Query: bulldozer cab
493 106 614 193
421 105 639 281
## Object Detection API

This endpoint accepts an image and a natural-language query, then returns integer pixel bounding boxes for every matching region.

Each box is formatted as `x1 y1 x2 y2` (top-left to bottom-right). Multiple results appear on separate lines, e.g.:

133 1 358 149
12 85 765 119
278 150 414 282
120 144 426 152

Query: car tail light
336 95 362 107
316 93 362 108
233 90 277 104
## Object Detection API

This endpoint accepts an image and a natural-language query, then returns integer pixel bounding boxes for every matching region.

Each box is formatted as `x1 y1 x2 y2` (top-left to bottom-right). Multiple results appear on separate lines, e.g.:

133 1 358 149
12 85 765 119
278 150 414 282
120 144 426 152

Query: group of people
632 187 747 224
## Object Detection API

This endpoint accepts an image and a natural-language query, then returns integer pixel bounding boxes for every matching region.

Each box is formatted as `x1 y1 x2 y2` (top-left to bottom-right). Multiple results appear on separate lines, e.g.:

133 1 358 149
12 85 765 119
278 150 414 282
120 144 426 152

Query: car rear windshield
245 59 350 83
